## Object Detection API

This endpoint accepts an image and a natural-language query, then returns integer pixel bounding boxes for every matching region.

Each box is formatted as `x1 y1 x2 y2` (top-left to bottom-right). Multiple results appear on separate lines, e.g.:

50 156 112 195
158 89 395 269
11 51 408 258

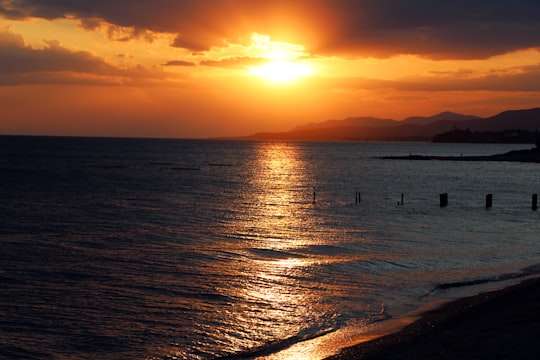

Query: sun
246 34 314 83
250 60 314 83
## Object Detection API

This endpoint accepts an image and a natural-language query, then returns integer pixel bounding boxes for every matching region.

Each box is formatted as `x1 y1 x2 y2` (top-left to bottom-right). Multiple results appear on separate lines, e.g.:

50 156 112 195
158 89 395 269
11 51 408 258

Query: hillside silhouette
240 108 540 142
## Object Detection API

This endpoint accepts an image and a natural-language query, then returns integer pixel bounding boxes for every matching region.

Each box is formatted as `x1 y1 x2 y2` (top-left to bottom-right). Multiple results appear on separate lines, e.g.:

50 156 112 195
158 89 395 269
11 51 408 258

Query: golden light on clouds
235 33 315 83
249 60 314 83
248 33 306 60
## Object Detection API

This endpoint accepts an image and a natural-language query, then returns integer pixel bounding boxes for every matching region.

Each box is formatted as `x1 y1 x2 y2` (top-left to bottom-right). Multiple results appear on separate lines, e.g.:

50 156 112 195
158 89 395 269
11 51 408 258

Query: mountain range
240 108 540 142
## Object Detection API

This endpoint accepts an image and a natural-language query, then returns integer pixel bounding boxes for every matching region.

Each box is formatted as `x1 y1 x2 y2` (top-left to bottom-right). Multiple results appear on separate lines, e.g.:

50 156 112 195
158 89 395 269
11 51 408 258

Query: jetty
381 147 540 163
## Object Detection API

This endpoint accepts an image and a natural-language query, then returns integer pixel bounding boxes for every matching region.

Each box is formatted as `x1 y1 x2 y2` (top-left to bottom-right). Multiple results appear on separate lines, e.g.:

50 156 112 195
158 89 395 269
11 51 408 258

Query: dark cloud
320 64 540 92
2 0 540 59
405 64 540 91
281 56 540 94
162 60 196 67
0 35 114 74
310 0 540 59
0 28 165 85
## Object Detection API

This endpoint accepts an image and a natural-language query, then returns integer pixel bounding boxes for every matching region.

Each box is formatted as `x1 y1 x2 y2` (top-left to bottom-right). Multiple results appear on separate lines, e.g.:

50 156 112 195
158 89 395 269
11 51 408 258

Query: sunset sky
2 0 540 138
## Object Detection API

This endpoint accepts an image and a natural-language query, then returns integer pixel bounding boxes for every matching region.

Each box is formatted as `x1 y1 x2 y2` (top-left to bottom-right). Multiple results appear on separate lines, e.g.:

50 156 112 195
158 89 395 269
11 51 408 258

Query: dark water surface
2 136 540 359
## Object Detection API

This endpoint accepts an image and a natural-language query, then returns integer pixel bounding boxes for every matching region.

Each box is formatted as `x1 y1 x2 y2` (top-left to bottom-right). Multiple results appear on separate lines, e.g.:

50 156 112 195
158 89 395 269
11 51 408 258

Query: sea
2 136 540 359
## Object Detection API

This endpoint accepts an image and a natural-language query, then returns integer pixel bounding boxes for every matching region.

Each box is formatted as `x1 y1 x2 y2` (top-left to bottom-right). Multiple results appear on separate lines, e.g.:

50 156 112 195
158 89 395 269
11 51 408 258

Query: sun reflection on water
238 142 316 248
219 142 338 357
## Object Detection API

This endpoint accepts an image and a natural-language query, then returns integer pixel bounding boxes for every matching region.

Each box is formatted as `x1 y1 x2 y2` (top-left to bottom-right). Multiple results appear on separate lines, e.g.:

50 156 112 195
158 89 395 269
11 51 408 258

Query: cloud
408 64 540 91
0 27 165 85
162 60 196 67
78 17 159 43
322 63 540 93
0 32 114 74
2 0 540 59
199 57 267 69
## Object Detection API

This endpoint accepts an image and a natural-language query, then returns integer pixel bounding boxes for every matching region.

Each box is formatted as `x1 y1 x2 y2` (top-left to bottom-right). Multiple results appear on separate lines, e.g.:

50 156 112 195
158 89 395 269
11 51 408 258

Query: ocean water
1 136 540 359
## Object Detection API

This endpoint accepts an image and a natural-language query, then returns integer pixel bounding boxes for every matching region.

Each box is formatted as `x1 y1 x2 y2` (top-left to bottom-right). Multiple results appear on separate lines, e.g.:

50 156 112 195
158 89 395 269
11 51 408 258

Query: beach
328 277 540 359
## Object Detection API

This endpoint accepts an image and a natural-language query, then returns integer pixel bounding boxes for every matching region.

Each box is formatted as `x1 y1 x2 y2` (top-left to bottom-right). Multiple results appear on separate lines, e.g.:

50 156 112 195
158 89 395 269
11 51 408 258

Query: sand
327 277 540 360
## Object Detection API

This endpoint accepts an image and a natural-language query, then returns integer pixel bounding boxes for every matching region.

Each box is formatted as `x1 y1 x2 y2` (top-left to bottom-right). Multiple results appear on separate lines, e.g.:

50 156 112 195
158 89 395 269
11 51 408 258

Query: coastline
326 276 540 359
381 147 540 163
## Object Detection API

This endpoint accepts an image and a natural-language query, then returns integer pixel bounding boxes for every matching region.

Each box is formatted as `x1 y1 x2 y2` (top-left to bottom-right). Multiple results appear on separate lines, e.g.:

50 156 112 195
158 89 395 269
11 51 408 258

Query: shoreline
326 276 540 359
381 147 540 163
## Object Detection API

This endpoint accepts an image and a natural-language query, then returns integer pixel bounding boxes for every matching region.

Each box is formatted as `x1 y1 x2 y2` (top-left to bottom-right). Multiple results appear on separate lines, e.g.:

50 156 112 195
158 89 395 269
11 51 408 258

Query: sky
1 0 540 138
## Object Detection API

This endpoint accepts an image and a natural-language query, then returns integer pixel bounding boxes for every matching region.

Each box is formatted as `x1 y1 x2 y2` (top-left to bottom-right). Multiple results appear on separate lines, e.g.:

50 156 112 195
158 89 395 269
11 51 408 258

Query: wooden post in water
440 193 448 208
486 194 493 209
401 193 404 206
533 194 538 211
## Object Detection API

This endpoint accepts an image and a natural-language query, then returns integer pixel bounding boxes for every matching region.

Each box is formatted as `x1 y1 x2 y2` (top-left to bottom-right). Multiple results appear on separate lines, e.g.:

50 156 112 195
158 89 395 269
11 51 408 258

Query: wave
215 308 392 360
215 312 340 360
83 163 128 169
208 163 235 167
245 247 306 260
434 262 540 291
0 345 49 360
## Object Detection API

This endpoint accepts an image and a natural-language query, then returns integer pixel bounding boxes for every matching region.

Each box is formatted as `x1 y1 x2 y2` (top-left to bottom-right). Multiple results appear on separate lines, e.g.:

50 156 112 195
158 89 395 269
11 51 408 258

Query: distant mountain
402 111 479 125
454 108 540 132
433 129 539 144
239 107 540 142
293 117 398 131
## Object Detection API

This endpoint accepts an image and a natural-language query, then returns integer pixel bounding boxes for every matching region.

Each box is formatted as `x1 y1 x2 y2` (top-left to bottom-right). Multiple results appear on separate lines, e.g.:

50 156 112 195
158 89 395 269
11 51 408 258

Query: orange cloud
0 27 166 85
162 60 196 67
199 57 267 69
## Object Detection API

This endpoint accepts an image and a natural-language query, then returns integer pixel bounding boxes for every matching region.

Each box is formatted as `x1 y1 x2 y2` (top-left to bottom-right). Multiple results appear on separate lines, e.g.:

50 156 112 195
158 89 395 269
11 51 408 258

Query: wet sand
327 277 540 360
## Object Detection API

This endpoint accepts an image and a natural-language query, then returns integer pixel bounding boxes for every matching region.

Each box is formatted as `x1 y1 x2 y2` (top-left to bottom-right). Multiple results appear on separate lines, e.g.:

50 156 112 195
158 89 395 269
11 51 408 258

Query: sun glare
250 60 314 83
247 33 314 83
